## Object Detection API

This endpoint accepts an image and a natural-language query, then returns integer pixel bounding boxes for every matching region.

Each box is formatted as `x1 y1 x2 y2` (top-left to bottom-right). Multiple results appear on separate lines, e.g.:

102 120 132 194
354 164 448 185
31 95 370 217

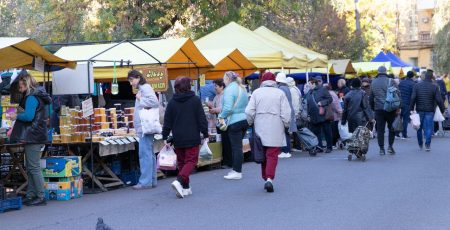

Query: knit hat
275 72 288 84
261 72 276 83
378 66 387 74
286 77 296 87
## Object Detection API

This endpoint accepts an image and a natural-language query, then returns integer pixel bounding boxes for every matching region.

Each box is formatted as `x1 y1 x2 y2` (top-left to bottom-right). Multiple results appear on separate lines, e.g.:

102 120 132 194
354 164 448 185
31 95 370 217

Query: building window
409 57 418 67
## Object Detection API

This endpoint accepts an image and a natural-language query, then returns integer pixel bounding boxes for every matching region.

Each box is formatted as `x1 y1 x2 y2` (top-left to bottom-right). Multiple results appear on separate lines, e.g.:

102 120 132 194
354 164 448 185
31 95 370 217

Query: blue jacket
398 78 416 109
219 82 248 126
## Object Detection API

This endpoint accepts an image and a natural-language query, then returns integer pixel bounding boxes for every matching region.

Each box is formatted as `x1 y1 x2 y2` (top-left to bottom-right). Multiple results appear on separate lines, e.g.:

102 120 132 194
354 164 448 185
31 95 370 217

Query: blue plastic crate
120 171 140 186
111 160 121 175
0 197 22 213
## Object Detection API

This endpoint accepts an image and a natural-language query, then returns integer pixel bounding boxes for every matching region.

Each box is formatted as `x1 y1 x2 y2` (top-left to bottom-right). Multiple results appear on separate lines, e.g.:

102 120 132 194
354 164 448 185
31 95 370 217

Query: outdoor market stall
33 38 230 192
0 37 76 198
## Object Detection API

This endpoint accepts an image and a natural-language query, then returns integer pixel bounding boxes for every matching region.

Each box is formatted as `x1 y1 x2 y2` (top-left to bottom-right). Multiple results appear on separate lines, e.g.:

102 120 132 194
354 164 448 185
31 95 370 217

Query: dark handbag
393 115 403 132
249 127 265 164
324 105 334 121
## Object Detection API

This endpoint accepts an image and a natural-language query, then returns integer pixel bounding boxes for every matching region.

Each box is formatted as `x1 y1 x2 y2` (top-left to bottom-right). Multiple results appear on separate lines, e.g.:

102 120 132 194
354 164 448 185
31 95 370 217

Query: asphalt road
2 133 450 230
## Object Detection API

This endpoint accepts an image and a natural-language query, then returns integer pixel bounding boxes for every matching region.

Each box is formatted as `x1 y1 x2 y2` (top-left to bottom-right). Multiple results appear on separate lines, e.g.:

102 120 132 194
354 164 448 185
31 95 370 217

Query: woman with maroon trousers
245 72 291 192
162 77 209 198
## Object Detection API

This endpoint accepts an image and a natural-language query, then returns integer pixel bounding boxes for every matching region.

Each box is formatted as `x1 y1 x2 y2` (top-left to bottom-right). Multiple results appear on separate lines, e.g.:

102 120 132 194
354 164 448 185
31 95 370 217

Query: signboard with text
137 66 169 92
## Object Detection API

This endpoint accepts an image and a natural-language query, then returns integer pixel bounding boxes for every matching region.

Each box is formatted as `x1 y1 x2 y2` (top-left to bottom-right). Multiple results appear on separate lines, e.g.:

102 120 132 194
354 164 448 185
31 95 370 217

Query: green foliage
0 0 423 63
433 21 450 74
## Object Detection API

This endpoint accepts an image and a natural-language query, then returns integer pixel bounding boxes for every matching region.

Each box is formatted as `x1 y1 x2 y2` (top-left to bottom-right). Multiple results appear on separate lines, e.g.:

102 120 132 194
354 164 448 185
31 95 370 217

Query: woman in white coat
245 72 291 193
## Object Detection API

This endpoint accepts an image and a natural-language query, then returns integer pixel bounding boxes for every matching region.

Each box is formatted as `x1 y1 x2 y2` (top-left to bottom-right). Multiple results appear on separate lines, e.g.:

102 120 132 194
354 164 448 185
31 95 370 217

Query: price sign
137 66 169 92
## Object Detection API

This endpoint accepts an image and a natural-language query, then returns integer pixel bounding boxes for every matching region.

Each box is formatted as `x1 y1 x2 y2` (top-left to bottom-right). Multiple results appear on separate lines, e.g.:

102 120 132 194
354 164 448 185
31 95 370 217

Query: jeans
25 144 45 199
375 110 396 149
175 146 200 189
261 147 280 180
281 131 291 153
227 120 249 173
417 112 434 147
401 107 411 138
332 121 340 146
138 134 157 186
217 128 232 167
310 121 333 150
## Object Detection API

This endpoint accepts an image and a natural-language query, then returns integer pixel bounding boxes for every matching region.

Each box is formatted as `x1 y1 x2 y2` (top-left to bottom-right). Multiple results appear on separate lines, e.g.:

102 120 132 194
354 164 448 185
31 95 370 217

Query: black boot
388 146 396 155
23 197 35 206
29 197 47 206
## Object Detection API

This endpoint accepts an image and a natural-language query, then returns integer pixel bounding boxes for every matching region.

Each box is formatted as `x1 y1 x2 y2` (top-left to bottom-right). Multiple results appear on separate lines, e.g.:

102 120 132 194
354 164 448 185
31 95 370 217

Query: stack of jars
54 106 90 143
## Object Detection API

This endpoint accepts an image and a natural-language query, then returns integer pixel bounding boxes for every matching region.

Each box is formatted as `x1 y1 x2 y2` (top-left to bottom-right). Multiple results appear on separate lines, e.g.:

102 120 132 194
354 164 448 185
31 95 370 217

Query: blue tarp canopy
371 51 420 72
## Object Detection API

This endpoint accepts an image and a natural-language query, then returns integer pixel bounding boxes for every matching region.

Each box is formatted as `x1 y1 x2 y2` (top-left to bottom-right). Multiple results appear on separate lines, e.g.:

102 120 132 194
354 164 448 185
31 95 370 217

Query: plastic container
0 197 22 213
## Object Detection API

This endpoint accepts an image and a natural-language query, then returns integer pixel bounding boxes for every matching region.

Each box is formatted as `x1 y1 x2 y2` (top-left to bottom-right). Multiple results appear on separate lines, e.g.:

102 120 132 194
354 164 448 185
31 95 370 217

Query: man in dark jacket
410 70 445 151
369 66 399 155
306 77 333 153
342 78 372 133
398 71 416 139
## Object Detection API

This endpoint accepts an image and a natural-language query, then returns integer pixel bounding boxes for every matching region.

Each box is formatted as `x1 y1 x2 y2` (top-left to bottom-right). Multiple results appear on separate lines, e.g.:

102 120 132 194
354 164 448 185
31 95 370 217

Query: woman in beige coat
245 72 291 193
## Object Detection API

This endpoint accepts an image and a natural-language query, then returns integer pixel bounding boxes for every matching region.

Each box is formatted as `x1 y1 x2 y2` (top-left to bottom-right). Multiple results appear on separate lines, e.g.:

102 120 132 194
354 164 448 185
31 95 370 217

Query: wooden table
46 142 130 192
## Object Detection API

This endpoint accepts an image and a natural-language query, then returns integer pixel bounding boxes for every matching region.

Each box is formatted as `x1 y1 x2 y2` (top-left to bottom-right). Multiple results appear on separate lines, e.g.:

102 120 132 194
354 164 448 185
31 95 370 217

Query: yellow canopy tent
253 26 328 68
353 62 392 77
0 37 76 70
328 59 356 75
195 22 308 69
199 48 256 80
36 38 213 82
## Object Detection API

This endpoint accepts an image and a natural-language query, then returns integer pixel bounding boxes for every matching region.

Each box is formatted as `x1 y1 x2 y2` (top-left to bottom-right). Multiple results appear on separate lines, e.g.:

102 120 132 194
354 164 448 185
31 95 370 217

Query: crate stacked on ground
1 179 22 213
40 156 83 201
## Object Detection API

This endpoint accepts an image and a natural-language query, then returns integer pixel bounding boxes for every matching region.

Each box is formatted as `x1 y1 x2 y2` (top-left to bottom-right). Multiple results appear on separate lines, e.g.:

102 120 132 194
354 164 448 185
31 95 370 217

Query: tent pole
306 69 309 82
327 63 330 84
87 60 96 192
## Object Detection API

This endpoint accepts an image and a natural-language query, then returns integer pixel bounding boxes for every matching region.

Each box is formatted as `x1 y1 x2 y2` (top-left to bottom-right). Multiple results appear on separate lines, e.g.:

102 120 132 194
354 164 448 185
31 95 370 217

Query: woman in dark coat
162 77 209 198
341 78 372 133
306 77 333 153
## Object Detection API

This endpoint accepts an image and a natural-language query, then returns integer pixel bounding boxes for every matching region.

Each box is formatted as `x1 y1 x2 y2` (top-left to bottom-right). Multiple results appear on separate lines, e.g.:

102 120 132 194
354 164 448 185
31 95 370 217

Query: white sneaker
284 153 292 158
171 180 184 198
278 153 287 158
224 170 242 180
182 188 192 196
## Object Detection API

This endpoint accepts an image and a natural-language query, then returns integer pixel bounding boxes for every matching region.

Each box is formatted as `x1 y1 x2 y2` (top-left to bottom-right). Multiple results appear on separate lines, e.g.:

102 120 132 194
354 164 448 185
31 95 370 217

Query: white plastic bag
158 145 177 170
139 108 162 135
434 107 445 122
199 140 212 159
410 112 421 130
338 122 352 141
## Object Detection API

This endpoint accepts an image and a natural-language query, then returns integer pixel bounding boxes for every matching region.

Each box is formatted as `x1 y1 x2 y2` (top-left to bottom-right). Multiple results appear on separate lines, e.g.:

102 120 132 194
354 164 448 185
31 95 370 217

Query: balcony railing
399 31 433 49
419 31 432 42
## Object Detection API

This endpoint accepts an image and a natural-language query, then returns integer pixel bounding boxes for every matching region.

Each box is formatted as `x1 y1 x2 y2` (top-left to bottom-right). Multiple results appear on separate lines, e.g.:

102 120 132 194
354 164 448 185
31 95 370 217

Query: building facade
398 0 435 69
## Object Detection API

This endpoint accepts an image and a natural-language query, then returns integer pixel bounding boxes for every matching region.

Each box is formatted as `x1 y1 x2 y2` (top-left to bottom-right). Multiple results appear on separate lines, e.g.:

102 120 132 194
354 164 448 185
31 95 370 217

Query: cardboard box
45 189 71 201
40 156 82 177
44 176 81 190
44 177 83 201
